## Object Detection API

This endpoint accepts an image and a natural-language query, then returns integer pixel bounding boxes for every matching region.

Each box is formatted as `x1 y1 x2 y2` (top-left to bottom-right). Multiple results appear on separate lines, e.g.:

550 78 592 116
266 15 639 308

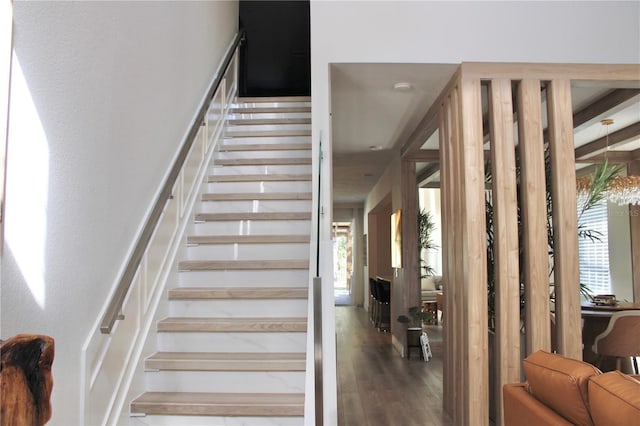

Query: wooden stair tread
131 392 304 416
202 192 312 201
225 129 311 138
169 286 308 300
208 174 311 182
188 234 310 245
145 352 305 371
228 118 311 125
216 158 312 166
230 106 311 114
157 317 307 332
178 259 309 271
195 212 310 221
219 143 311 152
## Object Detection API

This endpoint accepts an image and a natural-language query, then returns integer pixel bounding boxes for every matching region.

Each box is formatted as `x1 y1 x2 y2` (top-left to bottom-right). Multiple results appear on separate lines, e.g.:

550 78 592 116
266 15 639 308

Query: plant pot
407 327 422 347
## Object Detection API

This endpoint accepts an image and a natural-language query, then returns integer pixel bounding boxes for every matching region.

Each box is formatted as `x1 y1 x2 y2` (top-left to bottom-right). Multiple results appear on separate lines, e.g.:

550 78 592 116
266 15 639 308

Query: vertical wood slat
438 95 455 417
439 98 452 417
488 79 521 426
546 79 582 359
440 94 461 420
401 159 419 310
629 160 640 302
517 79 551 355
450 86 467 424
459 77 489 425
441 87 466 423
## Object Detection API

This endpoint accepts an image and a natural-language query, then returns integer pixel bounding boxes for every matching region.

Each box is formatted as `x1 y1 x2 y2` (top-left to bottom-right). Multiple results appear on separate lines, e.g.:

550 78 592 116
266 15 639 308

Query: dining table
581 301 640 371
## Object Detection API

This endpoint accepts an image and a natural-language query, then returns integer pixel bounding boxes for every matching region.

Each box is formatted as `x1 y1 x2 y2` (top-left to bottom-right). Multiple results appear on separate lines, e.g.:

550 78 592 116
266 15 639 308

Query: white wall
1 1 238 424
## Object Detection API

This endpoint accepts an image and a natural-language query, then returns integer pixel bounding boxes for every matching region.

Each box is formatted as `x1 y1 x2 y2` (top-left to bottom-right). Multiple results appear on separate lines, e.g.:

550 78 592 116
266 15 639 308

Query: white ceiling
330 64 640 205
330 63 458 204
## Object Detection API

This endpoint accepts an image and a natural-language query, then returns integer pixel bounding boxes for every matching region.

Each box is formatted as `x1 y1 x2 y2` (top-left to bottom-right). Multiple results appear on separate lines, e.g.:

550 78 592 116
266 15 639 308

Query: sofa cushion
421 276 436 291
523 350 600 426
588 371 640 426
503 383 573 426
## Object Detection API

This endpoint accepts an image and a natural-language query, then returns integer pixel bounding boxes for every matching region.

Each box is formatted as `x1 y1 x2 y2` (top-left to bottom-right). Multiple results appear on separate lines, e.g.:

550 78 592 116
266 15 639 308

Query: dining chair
592 311 640 374
368 278 378 324
377 278 391 332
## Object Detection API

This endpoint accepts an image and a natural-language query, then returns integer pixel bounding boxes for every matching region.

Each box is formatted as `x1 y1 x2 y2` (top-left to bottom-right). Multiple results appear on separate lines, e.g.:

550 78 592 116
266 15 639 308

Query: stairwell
130 97 313 425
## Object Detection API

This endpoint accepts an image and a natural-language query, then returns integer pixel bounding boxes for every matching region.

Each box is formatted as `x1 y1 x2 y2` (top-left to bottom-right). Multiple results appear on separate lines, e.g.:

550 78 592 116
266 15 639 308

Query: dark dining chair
368 278 378 324
377 278 391 332
592 311 640 374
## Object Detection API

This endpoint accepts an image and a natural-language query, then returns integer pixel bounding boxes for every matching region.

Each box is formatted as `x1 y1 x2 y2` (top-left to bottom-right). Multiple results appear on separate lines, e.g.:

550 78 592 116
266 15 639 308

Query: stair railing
99 30 245 335
80 30 244 426
313 136 324 426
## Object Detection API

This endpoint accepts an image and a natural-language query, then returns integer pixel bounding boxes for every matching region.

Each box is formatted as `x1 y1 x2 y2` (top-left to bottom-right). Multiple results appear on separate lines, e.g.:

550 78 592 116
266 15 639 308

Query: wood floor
336 306 454 426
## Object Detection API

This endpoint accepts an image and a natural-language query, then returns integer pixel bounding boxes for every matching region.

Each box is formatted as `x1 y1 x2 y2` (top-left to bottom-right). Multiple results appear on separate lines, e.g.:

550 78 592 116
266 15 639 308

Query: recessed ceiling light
369 145 383 151
393 82 413 91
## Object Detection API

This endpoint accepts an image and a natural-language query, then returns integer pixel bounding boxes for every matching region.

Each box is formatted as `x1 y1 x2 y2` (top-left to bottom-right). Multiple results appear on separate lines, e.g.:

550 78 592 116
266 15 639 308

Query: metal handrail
100 30 245 334
314 137 323 425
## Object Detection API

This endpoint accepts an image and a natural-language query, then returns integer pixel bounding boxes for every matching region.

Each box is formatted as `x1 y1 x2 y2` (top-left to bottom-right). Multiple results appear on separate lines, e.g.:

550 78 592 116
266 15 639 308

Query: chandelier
576 119 640 206
608 175 640 205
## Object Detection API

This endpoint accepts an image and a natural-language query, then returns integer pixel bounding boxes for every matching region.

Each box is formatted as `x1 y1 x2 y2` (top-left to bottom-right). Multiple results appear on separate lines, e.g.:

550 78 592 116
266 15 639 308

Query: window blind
577 199 611 295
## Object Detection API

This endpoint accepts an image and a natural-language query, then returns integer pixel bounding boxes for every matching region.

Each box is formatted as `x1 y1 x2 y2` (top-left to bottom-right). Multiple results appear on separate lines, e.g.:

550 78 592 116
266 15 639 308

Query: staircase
130 97 312 425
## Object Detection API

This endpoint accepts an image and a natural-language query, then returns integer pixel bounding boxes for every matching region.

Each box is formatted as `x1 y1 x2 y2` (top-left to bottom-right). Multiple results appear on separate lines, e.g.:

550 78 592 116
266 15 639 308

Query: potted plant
398 307 433 358
418 209 438 279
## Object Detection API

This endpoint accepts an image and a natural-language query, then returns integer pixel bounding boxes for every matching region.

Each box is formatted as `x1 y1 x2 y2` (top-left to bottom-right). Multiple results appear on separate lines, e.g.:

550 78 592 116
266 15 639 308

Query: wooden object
1 334 54 426
517 79 551 355
488 78 521 426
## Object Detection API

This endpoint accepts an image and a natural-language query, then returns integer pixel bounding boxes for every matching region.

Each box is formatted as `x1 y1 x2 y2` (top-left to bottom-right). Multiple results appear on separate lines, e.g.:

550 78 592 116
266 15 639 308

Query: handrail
100 30 245 334
313 137 323 425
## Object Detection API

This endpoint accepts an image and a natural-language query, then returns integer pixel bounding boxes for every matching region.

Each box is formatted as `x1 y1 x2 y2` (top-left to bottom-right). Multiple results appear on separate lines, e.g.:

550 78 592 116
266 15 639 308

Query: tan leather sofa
503 350 640 426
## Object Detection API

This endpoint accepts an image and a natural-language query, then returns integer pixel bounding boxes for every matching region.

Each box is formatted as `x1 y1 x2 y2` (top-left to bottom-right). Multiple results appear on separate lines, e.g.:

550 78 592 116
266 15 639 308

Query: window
577 199 611 295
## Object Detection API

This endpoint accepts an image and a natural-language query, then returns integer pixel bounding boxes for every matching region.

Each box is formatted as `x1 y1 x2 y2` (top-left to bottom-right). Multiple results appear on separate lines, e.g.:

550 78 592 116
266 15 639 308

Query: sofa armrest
503 383 573 426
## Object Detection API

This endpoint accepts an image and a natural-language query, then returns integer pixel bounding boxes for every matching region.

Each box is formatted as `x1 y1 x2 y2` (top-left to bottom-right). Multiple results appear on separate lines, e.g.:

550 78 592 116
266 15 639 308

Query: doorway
238 1 311 97
333 222 353 305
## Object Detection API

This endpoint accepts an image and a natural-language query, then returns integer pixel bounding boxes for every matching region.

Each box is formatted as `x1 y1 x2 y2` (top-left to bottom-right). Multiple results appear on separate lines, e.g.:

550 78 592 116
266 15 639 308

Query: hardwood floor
336 306 453 426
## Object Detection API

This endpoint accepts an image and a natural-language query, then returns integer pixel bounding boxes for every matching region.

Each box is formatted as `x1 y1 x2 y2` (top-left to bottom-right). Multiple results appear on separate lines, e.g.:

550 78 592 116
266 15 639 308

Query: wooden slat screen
431 63 640 425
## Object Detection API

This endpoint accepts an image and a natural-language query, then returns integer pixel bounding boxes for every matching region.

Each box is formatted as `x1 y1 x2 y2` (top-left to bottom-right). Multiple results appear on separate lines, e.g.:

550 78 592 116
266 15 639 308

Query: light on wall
393 82 413 92
391 209 402 268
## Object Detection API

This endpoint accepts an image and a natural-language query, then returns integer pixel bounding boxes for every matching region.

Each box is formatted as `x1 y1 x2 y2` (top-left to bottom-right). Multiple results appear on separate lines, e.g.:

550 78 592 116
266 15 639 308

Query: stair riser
178 270 309 287
216 151 311 160
227 124 311 132
132 415 304 425
207 181 312 194
192 220 311 235
169 299 308 318
186 243 310 261
199 200 311 213
222 135 310 144
144 371 304 393
211 165 311 176
157 332 307 353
